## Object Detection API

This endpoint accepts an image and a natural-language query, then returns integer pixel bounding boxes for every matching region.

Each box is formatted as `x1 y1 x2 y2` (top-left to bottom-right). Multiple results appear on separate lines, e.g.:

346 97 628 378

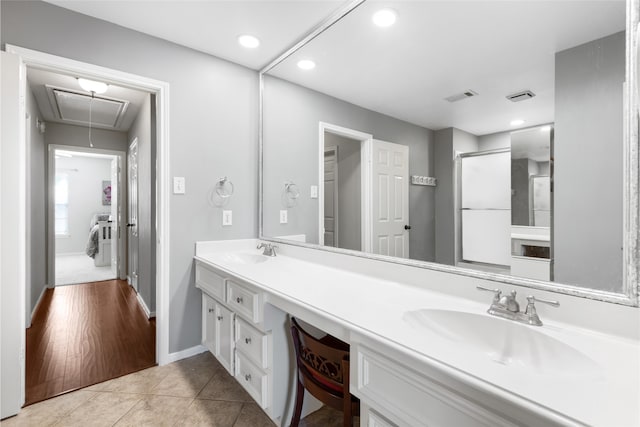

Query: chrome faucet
257 242 277 257
477 286 559 326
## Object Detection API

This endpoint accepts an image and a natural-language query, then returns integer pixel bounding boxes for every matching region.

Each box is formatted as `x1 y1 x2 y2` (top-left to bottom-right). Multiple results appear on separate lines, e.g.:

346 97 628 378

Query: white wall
54 155 112 255
554 31 624 292
128 94 155 313
2 0 258 353
263 76 435 261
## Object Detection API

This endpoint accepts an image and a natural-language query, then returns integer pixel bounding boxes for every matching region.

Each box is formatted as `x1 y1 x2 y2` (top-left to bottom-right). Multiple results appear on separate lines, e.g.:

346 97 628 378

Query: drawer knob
245 337 251 344
217 315 223 321
208 308 214 313
236 296 244 304
244 373 251 382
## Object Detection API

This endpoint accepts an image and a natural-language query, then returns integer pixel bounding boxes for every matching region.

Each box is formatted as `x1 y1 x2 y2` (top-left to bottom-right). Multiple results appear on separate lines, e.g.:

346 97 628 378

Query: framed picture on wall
102 180 112 205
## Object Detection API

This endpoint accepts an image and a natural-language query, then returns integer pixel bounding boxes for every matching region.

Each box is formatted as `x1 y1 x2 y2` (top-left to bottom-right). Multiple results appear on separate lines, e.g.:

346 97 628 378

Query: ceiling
268 1 626 136
28 68 148 132
44 0 347 70
40 1 626 137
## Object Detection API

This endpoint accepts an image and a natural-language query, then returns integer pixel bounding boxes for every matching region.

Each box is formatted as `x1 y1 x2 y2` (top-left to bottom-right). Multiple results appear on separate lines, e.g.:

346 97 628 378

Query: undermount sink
403 309 600 376
221 252 269 265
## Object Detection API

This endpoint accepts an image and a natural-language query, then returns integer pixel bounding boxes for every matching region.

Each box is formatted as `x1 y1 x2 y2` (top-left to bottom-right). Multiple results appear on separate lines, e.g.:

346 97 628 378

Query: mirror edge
258 0 640 307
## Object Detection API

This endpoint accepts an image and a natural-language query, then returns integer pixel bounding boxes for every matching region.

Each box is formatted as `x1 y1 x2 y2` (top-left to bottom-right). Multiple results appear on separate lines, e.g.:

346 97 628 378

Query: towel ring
282 181 300 208
215 176 234 198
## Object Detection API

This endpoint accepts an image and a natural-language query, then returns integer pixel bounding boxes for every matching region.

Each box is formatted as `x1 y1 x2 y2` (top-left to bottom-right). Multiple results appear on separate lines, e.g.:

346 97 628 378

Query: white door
128 139 139 291
371 140 409 258
110 157 119 278
324 146 338 247
1 50 26 418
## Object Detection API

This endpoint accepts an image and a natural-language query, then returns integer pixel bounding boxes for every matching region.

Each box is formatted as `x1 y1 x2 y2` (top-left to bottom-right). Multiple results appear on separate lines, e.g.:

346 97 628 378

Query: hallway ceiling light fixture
510 119 525 126
372 8 397 27
77 78 108 148
238 34 260 49
77 78 108 94
297 59 316 70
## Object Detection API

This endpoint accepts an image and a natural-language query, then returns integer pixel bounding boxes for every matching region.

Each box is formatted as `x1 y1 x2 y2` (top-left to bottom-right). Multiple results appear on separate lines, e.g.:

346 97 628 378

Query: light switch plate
310 185 318 199
173 177 186 194
280 210 288 224
222 210 232 226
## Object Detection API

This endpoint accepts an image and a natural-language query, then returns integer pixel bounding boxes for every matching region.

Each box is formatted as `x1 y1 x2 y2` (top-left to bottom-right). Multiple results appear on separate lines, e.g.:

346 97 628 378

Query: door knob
404 225 412 230
127 223 136 227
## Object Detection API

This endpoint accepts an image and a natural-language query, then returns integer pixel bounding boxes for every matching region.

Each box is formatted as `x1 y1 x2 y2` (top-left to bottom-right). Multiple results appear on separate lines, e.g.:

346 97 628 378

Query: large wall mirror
260 0 639 305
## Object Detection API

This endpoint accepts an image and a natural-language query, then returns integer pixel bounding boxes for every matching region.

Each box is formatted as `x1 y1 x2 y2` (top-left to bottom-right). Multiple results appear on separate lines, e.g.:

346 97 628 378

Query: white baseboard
127 275 131 285
136 293 155 319
27 285 48 328
165 344 208 365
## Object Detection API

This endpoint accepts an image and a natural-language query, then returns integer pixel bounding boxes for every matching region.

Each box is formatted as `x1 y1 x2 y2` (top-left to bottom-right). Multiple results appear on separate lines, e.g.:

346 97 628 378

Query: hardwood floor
25 279 156 406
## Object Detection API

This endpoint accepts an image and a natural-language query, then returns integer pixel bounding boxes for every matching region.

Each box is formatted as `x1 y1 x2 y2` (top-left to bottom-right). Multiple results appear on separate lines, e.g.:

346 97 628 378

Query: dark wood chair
289 317 360 427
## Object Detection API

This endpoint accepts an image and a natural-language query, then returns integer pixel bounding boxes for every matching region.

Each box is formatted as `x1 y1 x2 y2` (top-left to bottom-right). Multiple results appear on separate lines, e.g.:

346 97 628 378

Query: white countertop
194 239 640 427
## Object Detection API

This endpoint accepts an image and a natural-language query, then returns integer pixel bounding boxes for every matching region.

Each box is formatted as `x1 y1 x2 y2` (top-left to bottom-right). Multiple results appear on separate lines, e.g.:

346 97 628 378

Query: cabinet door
215 302 235 375
202 294 216 354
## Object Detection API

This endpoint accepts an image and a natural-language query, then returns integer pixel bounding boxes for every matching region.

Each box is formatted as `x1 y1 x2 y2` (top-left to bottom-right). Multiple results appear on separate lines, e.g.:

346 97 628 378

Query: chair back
291 317 349 395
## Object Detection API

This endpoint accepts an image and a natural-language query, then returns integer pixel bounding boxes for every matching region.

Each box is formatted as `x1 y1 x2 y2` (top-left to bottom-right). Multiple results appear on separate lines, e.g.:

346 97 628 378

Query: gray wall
478 131 510 151
554 31 624 292
128 94 156 313
263 76 435 261
2 0 258 353
434 128 479 265
46 122 128 152
325 133 361 251
25 83 46 320
511 158 530 226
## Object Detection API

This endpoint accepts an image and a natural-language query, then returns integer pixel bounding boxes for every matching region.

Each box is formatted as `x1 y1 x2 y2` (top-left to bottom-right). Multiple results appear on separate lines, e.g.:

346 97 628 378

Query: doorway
50 147 124 286
2 44 171 416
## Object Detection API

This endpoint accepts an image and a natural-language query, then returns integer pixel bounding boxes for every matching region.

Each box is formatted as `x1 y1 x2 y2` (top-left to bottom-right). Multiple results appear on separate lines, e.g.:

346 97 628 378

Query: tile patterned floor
1 352 347 427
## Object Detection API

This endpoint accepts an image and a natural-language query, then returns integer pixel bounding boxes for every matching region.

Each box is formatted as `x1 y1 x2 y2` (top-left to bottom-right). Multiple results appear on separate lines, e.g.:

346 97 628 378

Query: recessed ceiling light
372 8 397 27
238 35 260 49
540 125 552 132
510 119 525 126
77 78 107 94
297 60 316 70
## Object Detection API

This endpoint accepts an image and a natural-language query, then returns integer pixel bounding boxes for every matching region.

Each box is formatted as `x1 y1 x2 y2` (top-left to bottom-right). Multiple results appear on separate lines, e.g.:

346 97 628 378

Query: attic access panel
48 86 129 129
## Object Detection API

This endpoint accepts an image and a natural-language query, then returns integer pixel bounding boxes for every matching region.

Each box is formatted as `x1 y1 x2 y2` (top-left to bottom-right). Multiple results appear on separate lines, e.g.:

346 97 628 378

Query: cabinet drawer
355 345 517 427
235 352 269 409
235 317 269 369
195 262 226 301
227 279 262 323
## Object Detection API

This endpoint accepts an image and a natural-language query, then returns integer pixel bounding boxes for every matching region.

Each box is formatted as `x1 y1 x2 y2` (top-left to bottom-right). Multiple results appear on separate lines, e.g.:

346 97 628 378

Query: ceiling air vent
506 90 536 102
444 90 478 103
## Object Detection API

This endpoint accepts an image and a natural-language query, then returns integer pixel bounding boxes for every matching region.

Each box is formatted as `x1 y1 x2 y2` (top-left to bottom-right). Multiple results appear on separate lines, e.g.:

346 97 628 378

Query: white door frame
318 122 373 252
47 145 126 284
323 145 339 247
128 137 139 291
5 45 171 380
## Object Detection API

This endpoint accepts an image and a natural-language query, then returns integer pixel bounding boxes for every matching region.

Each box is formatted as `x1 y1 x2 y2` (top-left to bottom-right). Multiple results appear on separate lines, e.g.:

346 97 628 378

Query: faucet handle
526 295 560 308
476 285 502 302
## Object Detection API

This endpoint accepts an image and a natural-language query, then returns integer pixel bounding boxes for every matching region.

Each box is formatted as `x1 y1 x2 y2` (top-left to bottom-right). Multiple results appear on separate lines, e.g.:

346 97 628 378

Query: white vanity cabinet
195 259 292 425
351 337 570 427
201 294 235 374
